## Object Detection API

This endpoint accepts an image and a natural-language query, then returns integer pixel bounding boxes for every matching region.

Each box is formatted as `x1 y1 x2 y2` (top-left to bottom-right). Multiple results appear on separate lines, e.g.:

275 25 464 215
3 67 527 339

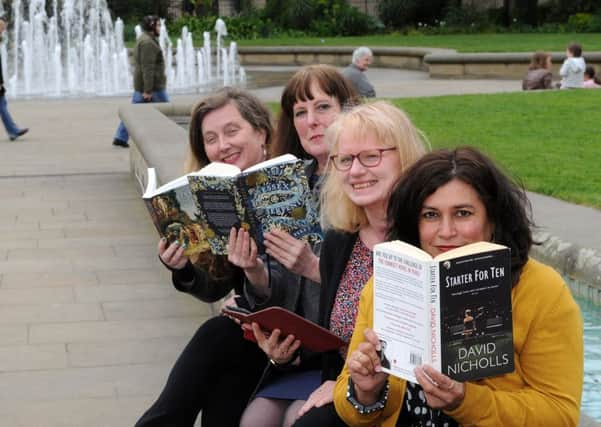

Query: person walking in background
0 16 28 142
559 43 585 89
112 15 168 148
582 65 601 88
522 51 553 90
342 47 376 98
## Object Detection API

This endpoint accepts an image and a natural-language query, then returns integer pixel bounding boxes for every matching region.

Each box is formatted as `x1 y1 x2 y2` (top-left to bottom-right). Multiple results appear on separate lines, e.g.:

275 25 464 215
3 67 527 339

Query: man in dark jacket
341 47 376 98
112 15 169 148
0 16 28 141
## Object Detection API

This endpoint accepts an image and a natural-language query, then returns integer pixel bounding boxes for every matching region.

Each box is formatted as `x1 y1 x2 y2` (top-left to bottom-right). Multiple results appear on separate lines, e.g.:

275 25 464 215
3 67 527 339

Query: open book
222 306 346 353
143 154 322 256
373 240 514 383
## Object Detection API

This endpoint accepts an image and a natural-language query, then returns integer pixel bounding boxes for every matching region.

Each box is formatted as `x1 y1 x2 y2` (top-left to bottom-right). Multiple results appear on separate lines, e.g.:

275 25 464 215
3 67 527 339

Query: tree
106 0 169 21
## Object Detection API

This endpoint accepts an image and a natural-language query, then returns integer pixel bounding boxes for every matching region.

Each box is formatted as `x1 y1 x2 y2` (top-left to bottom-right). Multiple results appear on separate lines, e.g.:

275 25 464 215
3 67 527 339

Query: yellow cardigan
334 259 583 427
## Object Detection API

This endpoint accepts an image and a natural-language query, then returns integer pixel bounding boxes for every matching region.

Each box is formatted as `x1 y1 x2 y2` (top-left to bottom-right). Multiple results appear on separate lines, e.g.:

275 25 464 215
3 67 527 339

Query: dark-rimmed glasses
329 147 397 171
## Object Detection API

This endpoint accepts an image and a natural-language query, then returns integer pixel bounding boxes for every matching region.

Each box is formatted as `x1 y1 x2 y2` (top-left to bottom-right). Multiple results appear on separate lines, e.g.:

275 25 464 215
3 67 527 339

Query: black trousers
135 315 267 427
292 402 349 427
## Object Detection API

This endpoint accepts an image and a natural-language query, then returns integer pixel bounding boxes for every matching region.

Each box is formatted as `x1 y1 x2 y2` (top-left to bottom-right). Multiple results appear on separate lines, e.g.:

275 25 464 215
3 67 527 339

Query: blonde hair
320 101 428 232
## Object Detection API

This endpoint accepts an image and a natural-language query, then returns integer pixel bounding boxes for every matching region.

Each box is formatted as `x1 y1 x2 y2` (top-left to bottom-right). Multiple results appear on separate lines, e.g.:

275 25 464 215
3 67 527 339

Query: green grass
269 90 601 208
236 33 601 52
391 90 601 208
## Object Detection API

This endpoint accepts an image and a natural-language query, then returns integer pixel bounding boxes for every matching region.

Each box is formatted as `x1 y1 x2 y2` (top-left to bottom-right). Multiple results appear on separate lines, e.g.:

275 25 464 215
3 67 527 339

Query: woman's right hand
347 328 389 404
158 238 188 270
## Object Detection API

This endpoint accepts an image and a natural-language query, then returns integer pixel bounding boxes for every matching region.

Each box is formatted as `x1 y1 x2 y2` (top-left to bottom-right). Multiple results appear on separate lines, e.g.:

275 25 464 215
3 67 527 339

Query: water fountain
0 0 245 98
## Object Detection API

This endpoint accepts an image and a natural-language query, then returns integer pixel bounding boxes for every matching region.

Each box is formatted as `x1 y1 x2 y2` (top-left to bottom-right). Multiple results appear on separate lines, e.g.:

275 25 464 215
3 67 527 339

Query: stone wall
237 46 601 80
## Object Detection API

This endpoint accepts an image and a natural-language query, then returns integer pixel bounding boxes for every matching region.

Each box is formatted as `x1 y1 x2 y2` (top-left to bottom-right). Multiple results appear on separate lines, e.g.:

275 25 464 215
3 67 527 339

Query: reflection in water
576 293 601 421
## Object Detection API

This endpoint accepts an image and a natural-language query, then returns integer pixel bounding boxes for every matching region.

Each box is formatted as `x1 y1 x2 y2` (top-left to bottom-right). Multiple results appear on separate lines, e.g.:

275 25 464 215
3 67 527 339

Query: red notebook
223 306 346 352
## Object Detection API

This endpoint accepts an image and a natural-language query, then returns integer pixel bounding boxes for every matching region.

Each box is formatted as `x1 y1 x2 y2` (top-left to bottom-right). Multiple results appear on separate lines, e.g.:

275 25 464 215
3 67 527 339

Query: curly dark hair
387 146 534 286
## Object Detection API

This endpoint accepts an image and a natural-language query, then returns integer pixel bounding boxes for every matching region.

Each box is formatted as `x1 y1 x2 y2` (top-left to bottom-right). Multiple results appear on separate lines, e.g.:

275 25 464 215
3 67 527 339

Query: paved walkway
0 68 598 426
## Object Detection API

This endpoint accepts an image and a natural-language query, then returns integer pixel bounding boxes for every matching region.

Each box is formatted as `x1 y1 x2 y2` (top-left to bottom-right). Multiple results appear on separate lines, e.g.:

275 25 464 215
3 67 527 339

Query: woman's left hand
263 229 320 282
251 322 301 365
297 380 335 417
414 365 465 411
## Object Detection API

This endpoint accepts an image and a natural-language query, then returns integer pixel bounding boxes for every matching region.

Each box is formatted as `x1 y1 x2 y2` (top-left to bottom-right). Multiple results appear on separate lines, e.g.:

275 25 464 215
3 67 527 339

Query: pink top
329 238 373 358
583 79 601 88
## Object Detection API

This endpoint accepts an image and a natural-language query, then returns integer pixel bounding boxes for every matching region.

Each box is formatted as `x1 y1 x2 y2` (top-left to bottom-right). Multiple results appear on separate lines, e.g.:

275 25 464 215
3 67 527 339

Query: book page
435 241 507 261
191 161 241 177
373 243 431 383
143 168 190 198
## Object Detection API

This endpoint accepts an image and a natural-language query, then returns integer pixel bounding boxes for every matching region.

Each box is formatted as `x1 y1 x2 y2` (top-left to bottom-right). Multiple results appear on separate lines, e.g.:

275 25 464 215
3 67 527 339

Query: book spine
428 261 442 371
236 174 262 251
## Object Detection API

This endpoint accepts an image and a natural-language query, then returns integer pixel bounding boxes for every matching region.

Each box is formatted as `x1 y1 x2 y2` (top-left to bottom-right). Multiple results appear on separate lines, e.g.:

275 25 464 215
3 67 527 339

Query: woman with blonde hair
290 101 428 426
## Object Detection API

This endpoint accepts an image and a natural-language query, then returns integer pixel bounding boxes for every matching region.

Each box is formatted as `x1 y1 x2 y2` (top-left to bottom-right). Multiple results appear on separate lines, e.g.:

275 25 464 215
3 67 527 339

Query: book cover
239 158 322 250
437 247 514 382
373 241 514 383
143 168 210 256
222 306 346 353
188 168 254 255
188 154 322 255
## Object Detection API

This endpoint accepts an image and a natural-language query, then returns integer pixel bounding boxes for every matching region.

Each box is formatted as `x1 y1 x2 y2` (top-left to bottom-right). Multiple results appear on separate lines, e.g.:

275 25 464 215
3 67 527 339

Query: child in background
582 65 601 88
559 43 585 89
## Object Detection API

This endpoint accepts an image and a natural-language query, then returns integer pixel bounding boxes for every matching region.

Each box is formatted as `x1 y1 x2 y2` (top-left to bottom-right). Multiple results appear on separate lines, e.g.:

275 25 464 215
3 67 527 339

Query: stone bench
238 46 601 79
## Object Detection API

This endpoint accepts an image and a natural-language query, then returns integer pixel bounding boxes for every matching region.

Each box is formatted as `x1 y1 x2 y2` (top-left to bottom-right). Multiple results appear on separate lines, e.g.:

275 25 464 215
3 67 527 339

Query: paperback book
372 240 514 383
143 154 322 256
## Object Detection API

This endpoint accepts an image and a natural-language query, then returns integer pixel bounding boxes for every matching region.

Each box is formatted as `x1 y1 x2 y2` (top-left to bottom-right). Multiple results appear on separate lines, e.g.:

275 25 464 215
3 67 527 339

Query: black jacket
318 229 359 382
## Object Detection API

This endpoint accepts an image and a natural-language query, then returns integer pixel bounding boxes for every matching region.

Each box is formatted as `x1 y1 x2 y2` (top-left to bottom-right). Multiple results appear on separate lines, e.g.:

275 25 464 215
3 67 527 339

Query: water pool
578 294 601 421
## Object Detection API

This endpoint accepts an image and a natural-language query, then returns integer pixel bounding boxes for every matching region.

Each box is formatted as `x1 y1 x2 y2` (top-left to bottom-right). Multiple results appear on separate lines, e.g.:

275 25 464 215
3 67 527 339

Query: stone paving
0 68 599 426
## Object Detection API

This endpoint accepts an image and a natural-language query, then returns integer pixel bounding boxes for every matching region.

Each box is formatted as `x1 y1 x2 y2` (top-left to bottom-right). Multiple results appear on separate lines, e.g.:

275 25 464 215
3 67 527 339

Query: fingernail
181 243 187 249
174 240 179 246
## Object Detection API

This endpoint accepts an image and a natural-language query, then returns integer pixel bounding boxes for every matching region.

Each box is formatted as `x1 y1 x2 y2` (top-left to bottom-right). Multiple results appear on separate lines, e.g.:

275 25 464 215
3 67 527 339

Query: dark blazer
171 260 245 303
318 229 359 382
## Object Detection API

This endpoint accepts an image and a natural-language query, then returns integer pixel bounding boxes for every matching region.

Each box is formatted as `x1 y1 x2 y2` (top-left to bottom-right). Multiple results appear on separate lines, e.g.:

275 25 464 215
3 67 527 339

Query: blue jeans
0 95 21 138
114 89 170 143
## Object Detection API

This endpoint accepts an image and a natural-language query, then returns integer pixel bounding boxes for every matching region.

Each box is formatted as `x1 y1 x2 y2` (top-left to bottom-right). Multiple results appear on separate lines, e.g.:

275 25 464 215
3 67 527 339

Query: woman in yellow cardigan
333 147 583 427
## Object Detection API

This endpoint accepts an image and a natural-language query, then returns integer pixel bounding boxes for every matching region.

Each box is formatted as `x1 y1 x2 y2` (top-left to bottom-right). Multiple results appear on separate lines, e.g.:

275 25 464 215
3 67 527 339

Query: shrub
378 0 419 29
567 13 594 32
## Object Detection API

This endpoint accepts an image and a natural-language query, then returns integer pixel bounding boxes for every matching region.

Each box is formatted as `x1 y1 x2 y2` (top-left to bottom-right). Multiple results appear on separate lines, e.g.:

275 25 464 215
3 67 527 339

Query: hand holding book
222 306 346 353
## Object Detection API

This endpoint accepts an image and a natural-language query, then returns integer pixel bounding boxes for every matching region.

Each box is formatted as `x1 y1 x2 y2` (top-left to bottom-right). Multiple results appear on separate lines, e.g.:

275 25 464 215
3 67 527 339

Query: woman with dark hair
333 147 583 427
239 65 361 427
136 87 275 427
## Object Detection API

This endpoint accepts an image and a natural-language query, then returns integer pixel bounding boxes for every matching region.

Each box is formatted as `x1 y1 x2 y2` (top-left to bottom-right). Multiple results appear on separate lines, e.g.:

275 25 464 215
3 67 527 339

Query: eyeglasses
329 147 397 171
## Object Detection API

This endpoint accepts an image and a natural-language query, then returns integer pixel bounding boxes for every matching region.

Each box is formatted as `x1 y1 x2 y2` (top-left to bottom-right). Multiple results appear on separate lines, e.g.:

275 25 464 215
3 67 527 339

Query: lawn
235 33 601 53
392 90 601 208
269 89 601 209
